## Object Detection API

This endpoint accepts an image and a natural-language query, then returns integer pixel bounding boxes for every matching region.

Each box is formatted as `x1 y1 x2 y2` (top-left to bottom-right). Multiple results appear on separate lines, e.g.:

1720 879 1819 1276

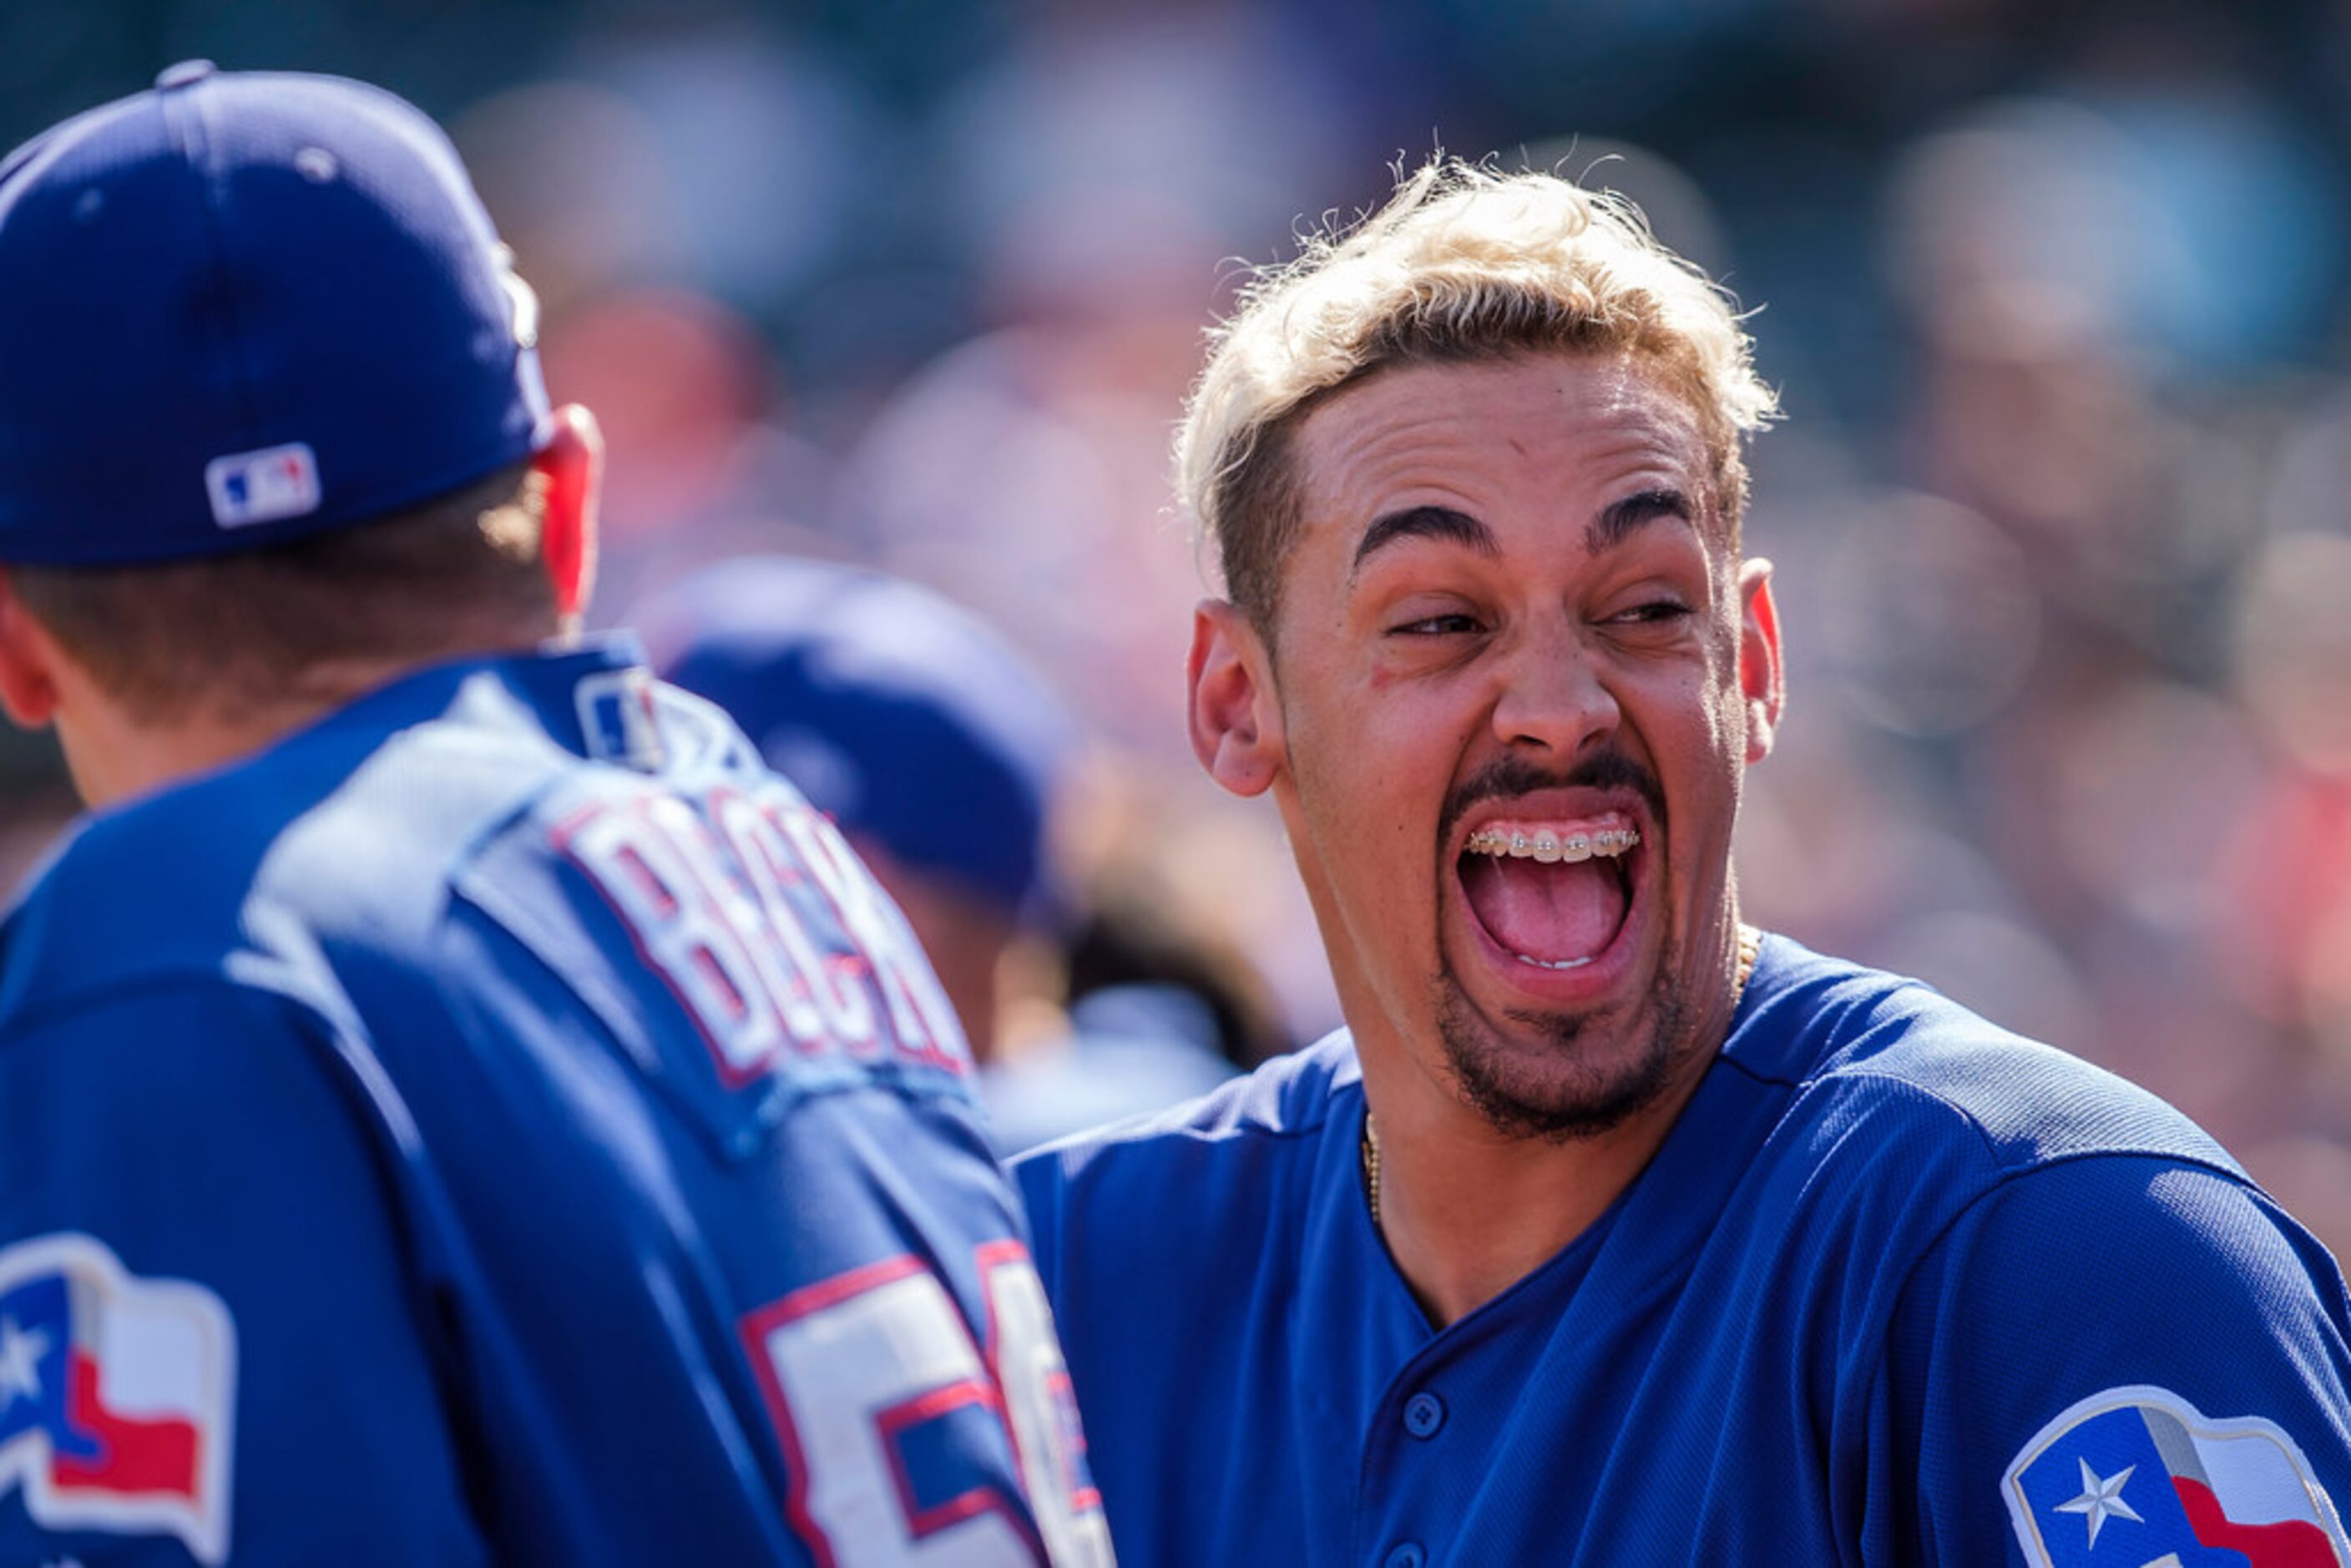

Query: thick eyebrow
1588 488 1695 554
1350 505 1499 576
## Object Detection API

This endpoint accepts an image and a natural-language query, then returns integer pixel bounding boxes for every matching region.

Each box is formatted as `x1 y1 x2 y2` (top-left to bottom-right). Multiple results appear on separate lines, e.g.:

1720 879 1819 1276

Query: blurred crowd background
3 0 2349 1247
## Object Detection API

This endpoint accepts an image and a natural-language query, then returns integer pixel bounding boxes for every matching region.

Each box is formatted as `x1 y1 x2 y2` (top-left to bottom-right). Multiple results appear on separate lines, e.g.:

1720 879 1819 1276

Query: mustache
1438 750 1666 847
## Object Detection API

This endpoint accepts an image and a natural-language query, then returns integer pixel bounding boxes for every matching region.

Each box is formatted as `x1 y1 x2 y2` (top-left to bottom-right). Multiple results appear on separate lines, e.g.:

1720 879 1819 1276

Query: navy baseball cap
638 558 1076 926
0 63 550 564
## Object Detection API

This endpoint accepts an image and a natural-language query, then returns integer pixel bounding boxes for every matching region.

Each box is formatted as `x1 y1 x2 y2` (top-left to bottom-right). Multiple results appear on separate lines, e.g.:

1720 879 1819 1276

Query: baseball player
1014 159 2351 1565
0 66 1110 1566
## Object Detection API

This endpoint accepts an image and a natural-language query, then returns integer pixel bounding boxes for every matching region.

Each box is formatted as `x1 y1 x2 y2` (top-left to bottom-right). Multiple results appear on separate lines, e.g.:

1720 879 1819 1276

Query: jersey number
741 1243 1113 1567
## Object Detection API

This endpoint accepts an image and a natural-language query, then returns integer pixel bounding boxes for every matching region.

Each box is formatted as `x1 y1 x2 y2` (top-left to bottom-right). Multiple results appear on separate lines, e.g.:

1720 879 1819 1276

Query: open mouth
1455 813 1642 974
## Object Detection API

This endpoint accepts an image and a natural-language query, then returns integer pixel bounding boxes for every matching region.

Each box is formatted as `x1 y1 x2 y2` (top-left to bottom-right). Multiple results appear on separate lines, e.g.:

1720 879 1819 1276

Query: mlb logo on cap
205 443 321 529
0 1233 237 1565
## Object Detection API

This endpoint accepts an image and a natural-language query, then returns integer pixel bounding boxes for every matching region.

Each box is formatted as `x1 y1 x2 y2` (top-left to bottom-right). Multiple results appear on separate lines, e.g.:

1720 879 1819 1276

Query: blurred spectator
636 557 1250 1153
535 286 842 613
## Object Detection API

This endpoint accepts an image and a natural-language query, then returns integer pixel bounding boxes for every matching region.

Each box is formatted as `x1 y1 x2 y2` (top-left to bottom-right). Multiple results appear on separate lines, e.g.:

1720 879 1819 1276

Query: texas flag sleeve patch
2005 1384 2349 1567
0 1234 236 1565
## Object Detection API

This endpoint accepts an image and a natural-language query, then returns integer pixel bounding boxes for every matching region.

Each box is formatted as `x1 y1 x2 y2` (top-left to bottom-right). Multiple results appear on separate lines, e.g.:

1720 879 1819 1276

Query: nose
1488 621 1619 760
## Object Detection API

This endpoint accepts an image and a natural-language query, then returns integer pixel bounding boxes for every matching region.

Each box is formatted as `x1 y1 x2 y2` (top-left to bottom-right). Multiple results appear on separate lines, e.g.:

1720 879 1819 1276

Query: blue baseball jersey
0 639 1113 1566
1015 935 2351 1566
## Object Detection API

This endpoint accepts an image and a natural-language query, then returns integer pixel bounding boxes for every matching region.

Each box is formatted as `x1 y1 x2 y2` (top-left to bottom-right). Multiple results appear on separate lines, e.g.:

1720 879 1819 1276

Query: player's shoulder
0 760 311 1029
1012 1032 1358 1307
1735 932 2240 1182
1895 1126 2351 1560
0 650 611 1029
1015 1029 1358 1176
1012 1032 1357 1237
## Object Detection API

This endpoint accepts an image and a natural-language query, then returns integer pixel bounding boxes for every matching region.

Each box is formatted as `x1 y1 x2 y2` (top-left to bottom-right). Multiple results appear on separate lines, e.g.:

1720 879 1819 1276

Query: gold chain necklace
1362 923 1762 1233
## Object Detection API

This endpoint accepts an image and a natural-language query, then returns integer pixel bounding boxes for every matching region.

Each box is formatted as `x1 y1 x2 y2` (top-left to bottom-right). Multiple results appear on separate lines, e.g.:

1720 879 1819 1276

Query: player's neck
55 650 475 809
1365 943 1749 1328
1370 1080 1702 1328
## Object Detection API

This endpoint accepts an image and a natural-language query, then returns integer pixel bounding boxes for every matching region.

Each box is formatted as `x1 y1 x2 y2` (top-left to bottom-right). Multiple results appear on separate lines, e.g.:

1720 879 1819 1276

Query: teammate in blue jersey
0 66 1110 1566
1013 158 2351 1566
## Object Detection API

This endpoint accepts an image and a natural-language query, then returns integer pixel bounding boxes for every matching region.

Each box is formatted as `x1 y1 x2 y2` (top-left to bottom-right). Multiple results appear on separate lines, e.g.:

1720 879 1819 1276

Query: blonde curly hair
1176 157 1778 632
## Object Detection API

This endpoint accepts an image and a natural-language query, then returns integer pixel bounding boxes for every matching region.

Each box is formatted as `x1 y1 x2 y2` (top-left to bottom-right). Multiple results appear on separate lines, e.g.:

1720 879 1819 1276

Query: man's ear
533 402 603 627
1737 558 1784 765
1188 598 1285 797
0 570 62 731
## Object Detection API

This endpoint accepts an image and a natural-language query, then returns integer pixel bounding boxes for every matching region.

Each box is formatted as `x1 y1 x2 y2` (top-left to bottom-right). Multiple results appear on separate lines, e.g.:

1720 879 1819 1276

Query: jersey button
1403 1390 1447 1439
1382 1544 1428 1568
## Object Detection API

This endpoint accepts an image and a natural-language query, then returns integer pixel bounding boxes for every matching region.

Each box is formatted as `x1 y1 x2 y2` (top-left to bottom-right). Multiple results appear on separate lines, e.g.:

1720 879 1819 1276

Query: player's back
0 638 1112 1566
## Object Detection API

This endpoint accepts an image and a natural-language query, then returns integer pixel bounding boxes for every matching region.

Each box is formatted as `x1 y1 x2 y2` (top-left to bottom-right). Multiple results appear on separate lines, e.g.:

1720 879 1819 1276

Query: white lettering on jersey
978 1243 1115 1566
557 784 968 1083
772 799 969 1075
709 791 878 1057
741 1246 1112 1567
560 799 790 1085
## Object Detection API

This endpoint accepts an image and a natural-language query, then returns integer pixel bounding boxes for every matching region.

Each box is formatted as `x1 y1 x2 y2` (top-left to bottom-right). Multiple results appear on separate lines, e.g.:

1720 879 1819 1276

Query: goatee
1432 961 1692 1142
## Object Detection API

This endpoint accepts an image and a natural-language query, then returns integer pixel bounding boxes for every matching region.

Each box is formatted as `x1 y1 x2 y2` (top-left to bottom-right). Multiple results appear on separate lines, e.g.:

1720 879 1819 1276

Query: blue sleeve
0 983 488 1566
1011 1150 1066 1297
1878 1156 2351 1565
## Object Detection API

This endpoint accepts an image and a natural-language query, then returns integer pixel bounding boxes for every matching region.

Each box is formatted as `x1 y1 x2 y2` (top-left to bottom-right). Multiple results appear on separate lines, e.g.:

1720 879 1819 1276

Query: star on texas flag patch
0 1235 235 1564
2005 1384 2348 1566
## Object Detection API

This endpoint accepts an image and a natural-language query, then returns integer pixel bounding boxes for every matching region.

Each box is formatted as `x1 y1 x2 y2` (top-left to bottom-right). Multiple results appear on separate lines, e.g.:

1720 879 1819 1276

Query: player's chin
1431 986 1680 1142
